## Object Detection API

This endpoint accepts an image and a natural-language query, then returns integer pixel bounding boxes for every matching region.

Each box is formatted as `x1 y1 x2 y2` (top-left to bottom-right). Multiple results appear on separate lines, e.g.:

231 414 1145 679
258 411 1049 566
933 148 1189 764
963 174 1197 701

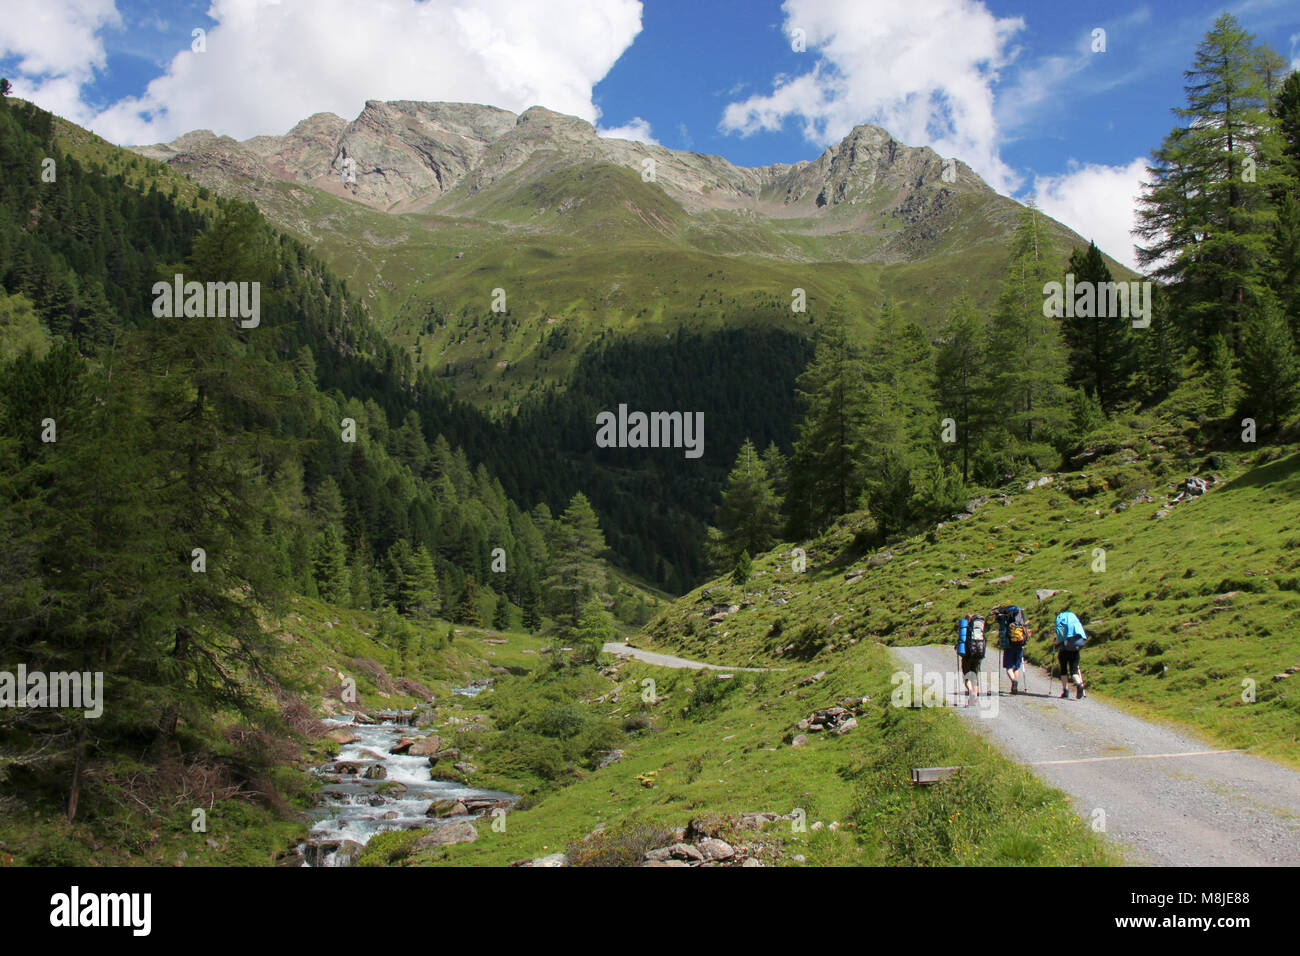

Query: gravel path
602 642 769 672
891 645 1300 866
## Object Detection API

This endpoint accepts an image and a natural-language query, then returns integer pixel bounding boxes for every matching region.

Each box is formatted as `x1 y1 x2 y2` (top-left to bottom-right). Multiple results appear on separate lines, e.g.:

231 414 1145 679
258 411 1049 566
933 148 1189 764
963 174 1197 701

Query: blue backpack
1055 611 1088 649
957 616 986 657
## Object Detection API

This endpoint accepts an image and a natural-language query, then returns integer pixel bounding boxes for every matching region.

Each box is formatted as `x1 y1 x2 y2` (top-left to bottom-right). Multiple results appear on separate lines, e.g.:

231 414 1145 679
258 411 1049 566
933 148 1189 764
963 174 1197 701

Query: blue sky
3 0 1298 267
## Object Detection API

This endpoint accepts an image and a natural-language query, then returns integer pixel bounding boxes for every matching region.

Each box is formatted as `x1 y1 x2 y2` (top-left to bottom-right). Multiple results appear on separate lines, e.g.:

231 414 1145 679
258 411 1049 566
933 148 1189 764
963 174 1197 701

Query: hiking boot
1010 680 1018 695
1076 684 1085 700
1060 689 1069 699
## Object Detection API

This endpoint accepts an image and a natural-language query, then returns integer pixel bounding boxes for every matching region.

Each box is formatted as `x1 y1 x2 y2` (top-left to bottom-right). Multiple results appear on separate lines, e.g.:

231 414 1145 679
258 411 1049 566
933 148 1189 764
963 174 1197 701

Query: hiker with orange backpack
992 605 1031 694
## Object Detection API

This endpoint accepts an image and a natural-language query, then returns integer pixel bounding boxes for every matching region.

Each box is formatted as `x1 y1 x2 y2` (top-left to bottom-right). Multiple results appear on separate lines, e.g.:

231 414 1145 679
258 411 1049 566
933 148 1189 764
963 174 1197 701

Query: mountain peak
132 98 996 225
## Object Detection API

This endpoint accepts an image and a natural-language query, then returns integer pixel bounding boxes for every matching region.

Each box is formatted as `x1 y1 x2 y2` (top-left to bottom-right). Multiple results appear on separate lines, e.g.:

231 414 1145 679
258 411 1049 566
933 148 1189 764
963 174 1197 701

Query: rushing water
299 713 515 866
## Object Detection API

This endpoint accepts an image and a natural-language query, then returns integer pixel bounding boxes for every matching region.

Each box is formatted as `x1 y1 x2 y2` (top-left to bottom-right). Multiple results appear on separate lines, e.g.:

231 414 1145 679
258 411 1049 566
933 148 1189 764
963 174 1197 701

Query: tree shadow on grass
1217 450 1300 495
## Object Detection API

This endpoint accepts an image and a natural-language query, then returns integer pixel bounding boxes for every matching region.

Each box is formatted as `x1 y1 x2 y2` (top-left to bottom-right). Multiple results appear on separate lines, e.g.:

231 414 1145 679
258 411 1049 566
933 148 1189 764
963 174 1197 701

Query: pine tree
760 442 788 505
492 591 511 630
1204 334 1237 416
0 288 50 360
1140 285 1184 399
1239 295 1300 432
1270 72 1300 340
706 439 779 568
522 591 543 632
520 570 543 632
787 299 867 535
378 608 412 662
573 598 614 664
933 296 992 483
408 544 440 618
1276 71 1300 177
1136 14 1286 353
348 549 373 610
542 492 607 631
454 577 483 625
1063 242 1132 411
313 524 349 604
988 203 1070 459
1270 192 1300 342
311 477 345 528
1067 387 1107 444
858 301 934 536
384 539 416 614
732 550 752 591
124 213 292 748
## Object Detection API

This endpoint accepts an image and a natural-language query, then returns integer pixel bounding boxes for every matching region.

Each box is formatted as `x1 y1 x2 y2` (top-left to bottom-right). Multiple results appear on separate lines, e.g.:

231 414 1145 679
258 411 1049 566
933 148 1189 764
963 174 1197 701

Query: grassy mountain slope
638 387 1300 767
361 642 1116 867
363 389 1300 867
123 101 1133 409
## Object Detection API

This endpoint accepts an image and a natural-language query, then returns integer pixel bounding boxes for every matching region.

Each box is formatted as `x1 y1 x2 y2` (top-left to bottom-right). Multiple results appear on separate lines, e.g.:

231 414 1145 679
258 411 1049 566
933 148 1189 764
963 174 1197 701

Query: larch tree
1136 14 1286 353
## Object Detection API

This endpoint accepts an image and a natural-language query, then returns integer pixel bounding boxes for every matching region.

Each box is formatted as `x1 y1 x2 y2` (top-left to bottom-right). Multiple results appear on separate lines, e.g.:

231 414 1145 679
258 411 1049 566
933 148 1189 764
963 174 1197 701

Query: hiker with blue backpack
955 613 987 706
1054 610 1089 699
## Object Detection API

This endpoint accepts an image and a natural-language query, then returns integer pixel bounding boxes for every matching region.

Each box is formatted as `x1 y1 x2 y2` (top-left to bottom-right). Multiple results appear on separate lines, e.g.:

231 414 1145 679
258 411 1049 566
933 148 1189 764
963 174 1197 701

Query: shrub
566 822 674 867
531 702 590 740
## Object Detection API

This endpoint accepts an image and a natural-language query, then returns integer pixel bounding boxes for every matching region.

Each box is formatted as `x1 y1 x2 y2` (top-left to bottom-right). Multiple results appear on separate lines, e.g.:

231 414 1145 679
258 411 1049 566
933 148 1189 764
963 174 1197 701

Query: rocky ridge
133 100 991 225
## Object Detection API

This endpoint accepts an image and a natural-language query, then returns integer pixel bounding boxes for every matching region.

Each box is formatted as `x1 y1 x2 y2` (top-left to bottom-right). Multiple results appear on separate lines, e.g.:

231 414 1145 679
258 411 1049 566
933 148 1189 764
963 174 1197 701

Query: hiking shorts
1058 647 1081 682
1002 644 1024 670
960 653 984 677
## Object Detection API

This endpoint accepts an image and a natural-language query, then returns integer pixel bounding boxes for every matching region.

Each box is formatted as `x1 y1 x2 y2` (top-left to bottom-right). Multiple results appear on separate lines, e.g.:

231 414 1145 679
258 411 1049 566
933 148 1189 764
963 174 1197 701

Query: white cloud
12 0 643 145
1032 157 1150 271
0 0 121 123
720 0 1025 193
597 116 658 145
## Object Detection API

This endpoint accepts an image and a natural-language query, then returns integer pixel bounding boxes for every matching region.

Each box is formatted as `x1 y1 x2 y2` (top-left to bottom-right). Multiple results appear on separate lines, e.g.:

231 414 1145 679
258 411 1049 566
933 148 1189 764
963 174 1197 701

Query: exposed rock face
133 99 994 227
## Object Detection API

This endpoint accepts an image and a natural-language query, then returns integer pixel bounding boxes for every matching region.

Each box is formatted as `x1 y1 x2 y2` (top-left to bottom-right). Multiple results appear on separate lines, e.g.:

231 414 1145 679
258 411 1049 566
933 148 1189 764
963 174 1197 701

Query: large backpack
966 615 987 657
1056 611 1088 649
994 605 1031 645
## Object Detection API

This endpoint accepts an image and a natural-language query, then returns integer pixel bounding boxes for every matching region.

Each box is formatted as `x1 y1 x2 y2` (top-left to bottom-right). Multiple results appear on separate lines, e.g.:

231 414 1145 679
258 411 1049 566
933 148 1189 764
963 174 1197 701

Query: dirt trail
602 642 769 672
891 644 1300 866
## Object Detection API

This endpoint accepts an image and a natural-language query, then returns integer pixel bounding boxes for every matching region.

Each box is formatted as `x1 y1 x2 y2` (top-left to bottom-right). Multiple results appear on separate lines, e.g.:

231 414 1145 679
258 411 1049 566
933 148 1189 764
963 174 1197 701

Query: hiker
1054 610 1088 699
993 605 1031 694
955 613 987 706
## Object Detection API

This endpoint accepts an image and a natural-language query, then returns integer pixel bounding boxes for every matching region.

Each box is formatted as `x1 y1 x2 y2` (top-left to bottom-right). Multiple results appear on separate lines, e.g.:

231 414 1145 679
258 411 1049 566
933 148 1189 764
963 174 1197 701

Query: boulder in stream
426 799 469 818
301 839 366 867
406 735 443 757
412 822 478 848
